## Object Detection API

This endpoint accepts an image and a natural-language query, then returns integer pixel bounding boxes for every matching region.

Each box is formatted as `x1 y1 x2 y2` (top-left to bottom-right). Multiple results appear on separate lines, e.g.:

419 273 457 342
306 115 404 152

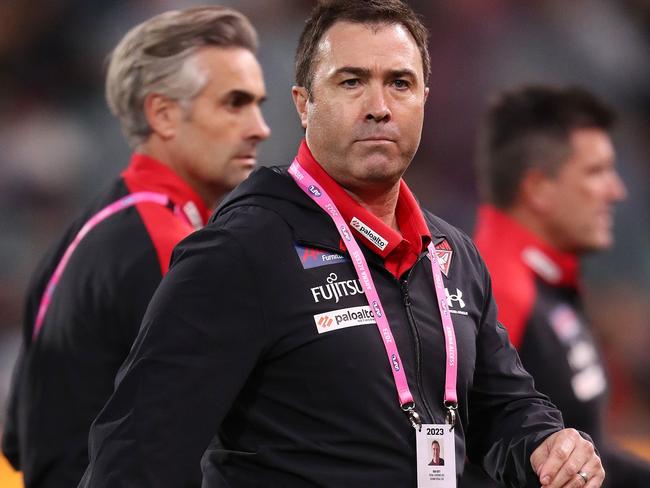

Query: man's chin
232 156 257 169
573 234 614 254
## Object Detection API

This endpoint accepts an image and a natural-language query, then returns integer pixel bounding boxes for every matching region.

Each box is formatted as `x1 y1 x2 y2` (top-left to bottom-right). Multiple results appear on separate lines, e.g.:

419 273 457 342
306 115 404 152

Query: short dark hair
476 85 616 208
295 0 430 92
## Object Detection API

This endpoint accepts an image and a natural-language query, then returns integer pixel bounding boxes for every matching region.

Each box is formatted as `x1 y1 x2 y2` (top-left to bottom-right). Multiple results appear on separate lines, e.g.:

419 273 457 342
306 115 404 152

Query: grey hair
106 6 258 148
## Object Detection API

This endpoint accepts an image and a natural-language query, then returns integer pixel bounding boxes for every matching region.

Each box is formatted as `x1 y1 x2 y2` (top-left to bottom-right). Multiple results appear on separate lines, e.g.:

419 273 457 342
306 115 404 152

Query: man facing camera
81 3 603 487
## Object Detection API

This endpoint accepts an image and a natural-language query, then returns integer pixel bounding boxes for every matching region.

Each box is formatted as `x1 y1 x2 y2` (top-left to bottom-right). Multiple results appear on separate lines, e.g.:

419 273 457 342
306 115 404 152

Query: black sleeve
81 227 268 488
466 256 565 487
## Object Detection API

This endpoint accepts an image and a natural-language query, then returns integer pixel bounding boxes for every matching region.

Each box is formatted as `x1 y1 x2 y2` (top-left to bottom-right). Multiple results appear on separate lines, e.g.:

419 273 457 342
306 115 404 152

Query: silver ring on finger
577 471 589 484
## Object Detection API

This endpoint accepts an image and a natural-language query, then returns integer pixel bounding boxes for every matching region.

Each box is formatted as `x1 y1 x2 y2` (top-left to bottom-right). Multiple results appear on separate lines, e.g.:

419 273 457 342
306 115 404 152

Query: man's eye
393 79 410 89
228 95 246 108
342 79 360 88
224 92 256 110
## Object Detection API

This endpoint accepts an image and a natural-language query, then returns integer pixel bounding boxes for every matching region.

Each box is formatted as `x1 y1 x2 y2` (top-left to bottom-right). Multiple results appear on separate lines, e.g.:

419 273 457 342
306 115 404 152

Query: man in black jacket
2 7 269 488
81 2 604 487
468 85 650 487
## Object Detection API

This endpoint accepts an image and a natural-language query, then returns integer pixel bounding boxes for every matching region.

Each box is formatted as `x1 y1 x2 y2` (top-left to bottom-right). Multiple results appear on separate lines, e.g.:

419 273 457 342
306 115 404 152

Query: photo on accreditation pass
416 425 456 487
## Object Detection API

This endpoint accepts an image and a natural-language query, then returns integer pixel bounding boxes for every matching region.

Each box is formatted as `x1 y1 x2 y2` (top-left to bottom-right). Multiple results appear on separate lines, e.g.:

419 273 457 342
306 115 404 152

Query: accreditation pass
416 423 456 487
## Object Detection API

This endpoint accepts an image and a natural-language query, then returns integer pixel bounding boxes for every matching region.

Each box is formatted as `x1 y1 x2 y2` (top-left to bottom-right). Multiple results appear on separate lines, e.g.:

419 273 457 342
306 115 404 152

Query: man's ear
423 86 429 104
291 86 309 129
520 168 557 214
143 93 182 140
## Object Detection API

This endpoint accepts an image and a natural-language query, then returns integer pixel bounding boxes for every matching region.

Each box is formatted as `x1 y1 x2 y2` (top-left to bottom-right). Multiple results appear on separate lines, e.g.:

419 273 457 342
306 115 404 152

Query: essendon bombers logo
434 239 453 276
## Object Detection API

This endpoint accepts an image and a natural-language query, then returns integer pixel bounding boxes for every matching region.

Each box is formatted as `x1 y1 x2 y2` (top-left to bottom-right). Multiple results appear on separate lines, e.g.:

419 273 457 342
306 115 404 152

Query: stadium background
1 0 648 484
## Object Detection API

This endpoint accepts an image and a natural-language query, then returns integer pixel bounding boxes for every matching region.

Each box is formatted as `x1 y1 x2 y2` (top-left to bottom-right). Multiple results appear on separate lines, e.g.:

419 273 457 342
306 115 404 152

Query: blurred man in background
1 6 269 487
467 85 650 487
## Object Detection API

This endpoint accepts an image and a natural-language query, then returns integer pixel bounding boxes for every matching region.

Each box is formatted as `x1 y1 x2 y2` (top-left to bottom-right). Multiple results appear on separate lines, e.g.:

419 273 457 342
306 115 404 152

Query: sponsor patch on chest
313 306 376 334
548 304 581 343
294 244 349 269
445 287 468 315
310 272 364 303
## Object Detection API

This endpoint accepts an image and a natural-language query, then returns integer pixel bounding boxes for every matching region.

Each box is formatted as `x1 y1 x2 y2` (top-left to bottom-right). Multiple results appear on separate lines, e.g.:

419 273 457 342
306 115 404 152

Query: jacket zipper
299 240 438 422
398 256 436 423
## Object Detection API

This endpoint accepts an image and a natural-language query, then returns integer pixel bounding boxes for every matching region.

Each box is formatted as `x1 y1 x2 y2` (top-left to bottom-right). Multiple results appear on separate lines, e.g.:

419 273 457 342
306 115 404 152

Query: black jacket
80 166 564 487
2 155 209 488
468 205 650 488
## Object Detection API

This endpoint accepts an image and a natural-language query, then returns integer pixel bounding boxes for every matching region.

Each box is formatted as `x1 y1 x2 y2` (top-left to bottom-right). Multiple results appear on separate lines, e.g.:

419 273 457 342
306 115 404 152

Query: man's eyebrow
332 66 371 78
387 69 417 80
223 89 266 104
331 67 418 81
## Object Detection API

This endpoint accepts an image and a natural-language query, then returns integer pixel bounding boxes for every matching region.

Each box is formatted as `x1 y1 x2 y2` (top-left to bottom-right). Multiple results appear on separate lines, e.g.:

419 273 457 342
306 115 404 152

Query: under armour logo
445 288 465 309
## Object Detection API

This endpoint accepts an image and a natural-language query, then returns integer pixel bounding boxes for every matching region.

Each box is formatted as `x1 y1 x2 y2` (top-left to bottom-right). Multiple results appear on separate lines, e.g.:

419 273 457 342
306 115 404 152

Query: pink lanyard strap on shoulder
31 191 172 341
289 160 458 429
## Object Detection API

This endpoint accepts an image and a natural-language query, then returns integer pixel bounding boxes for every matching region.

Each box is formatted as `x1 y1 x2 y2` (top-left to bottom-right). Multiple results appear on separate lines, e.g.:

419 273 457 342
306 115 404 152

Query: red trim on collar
121 153 211 225
474 204 579 348
296 140 430 278
475 205 579 287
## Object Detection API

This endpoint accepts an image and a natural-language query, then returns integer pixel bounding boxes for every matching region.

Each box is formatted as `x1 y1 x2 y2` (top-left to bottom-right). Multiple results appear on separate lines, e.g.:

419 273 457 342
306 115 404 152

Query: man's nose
608 170 628 202
250 106 271 141
364 84 391 122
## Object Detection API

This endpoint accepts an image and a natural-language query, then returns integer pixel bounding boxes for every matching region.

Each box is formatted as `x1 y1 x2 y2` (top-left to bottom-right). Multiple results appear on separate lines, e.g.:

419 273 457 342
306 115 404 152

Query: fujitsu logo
311 273 364 303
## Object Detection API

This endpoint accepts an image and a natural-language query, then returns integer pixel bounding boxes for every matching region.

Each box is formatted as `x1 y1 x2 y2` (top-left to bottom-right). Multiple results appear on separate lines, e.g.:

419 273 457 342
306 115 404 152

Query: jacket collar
122 153 211 229
215 158 446 260
475 204 579 287
294 141 431 260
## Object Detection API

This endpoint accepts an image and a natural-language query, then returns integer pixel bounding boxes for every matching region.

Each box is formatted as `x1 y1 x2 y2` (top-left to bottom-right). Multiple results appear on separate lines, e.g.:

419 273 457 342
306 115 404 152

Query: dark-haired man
82 3 603 487
468 85 650 487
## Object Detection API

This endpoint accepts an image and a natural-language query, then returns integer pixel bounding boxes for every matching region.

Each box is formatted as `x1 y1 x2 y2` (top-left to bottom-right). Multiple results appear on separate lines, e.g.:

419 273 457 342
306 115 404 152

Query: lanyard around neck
31 191 190 342
289 160 458 429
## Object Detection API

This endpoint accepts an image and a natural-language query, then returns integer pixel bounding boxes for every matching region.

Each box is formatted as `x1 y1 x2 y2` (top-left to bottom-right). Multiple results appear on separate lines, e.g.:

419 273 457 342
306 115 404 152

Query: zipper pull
400 279 411 306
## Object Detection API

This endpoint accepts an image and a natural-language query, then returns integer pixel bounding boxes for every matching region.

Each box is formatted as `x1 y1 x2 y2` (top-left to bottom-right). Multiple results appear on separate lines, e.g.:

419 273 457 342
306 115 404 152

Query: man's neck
507 206 567 253
344 183 401 232
138 140 221 209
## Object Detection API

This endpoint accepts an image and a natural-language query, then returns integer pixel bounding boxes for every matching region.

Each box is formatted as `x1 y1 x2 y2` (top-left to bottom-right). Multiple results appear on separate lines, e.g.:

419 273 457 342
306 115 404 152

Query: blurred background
1 0 648 483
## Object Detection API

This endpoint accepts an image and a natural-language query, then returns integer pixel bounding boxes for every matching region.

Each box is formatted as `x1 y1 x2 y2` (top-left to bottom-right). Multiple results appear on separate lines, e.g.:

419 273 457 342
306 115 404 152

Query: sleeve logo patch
314 306 376 334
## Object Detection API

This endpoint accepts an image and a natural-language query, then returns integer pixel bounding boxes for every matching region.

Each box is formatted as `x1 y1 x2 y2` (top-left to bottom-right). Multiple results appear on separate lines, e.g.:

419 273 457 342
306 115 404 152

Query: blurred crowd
0 0 648 460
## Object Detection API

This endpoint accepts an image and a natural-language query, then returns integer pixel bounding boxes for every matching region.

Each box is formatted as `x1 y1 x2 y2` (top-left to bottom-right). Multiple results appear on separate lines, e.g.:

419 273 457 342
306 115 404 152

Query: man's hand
530 429 604 487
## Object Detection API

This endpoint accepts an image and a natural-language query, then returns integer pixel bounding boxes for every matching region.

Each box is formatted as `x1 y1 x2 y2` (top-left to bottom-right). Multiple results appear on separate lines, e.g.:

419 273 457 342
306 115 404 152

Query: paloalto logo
349 217 388 251
311 273 364 303
313 306 376 334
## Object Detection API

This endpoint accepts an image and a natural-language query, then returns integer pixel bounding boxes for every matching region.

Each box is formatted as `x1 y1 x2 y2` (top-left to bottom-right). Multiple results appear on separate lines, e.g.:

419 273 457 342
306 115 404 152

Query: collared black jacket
80 166 564 487
2 155 208 488
466 205 650 488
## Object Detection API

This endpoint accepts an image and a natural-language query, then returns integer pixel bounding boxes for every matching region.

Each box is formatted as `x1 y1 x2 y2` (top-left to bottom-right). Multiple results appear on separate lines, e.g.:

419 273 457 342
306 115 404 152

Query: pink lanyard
289 160 458 429
32 191 176 341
